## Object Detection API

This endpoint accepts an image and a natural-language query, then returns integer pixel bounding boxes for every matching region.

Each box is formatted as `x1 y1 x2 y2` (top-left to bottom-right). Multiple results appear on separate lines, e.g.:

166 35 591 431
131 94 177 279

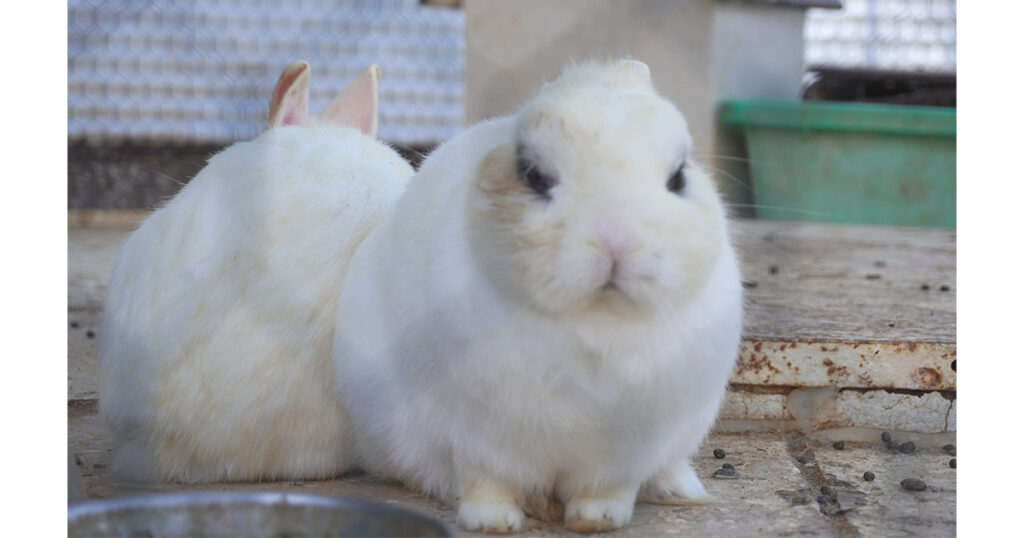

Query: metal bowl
67 491 454 537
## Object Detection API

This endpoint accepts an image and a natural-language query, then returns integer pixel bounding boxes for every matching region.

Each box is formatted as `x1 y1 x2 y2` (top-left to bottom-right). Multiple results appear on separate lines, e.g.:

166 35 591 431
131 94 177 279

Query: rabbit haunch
332 59 743 533
98 62 413 483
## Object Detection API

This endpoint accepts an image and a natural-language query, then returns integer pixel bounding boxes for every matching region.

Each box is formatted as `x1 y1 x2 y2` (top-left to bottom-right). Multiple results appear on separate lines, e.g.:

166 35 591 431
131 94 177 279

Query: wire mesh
67 0 465 146
804 0 956 73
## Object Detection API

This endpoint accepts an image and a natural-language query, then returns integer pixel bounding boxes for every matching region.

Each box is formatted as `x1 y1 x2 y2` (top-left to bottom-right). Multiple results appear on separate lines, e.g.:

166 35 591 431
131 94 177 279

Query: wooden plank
68 228 129 311
730 219 955 344
68 214 956 393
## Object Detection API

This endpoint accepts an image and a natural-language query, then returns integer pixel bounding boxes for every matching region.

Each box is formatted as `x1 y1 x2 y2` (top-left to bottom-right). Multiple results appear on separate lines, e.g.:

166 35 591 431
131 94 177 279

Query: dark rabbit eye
667 163 686 194
516 146 557 198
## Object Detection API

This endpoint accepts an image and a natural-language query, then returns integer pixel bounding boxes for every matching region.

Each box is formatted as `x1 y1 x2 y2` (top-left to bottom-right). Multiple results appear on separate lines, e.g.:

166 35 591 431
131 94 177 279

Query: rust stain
754 342 762 352
737 353 782 376
912 367 942 389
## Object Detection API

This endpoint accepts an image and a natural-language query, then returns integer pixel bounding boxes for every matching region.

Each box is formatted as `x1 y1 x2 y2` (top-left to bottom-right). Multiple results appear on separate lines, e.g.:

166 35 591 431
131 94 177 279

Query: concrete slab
67 215 956 535
69 406 955 536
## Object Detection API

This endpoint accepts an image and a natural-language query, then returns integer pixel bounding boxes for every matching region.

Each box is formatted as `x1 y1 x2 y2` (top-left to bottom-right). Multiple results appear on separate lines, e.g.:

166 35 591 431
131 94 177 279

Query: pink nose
601 236 629 259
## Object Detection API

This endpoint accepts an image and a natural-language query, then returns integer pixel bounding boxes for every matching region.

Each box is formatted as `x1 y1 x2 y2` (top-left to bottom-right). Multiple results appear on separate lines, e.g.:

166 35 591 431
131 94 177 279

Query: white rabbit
332 59 743 533
98 61 414 483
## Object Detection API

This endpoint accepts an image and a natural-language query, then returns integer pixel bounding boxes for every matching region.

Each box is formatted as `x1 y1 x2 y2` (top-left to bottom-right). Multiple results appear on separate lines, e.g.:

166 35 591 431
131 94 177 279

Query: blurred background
68 0 955 227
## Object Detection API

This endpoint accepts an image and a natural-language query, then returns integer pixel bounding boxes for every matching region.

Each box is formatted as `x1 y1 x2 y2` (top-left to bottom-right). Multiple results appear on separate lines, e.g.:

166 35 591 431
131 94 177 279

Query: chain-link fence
805 0 956 73
68 0 465 208
68 0 465 146
802 0 955 107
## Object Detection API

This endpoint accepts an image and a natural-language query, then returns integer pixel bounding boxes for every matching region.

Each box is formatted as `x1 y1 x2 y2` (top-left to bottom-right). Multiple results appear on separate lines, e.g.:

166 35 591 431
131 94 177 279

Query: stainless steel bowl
67 491 454 537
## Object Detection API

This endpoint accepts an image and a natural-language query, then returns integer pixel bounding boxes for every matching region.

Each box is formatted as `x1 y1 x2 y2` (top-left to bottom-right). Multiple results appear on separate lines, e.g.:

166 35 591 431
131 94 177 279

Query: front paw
563 491 635 533
638 463 715 505
457 499 524 534
457 479 524 534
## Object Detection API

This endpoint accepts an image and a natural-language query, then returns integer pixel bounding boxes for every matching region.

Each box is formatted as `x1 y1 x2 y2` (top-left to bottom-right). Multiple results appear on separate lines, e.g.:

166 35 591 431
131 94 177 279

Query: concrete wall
711 1 808 213
464 0 809 208
465 0 716 157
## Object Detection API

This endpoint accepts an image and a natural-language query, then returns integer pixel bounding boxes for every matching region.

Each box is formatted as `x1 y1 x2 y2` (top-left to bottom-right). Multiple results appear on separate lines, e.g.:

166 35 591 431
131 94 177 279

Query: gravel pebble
901 478 927 491
898 442 916 454
863 471 875 482
712 468 739 479
949 458 956 469
942 444 956 456
713 448 726 459
881 432 893 444
833 441 845 450
721 463 735 470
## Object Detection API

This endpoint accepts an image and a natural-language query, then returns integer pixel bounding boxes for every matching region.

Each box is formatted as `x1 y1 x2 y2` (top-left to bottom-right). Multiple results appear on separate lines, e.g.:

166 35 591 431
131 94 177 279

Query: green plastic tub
720 99 956 228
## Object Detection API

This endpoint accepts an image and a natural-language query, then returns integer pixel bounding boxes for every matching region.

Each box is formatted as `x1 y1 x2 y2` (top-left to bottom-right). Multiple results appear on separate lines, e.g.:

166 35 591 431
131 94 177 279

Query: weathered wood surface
68 212 956 393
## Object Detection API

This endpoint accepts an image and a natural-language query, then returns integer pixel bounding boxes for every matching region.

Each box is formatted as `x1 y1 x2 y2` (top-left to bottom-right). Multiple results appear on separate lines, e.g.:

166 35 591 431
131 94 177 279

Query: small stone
769 265 779 274
741 280 758 289
942 444 956 456
86 329 95 339
713 448 726 459
900 478 927 491
940 285 950 292
833 441 845 450
949 458 956 469
920 284 930 290
898 441 916 454
70 321 80 328
712 468 739 479
74 453 83 466
721 463 735 470
880 432 893 444
863 471 875 482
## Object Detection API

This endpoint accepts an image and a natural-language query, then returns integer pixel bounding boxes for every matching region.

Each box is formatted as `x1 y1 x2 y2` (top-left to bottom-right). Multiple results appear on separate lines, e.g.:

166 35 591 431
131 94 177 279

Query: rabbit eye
667 163 686 194
516 147 557 199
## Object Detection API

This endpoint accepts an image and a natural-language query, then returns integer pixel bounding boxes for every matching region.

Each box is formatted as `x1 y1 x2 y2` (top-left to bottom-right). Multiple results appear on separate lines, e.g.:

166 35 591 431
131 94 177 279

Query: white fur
333 60 743 532
99 122 413 482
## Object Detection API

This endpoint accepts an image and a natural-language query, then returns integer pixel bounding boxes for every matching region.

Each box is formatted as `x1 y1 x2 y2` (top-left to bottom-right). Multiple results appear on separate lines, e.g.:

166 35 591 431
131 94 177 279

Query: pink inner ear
322 67 379 136
268 62 311 128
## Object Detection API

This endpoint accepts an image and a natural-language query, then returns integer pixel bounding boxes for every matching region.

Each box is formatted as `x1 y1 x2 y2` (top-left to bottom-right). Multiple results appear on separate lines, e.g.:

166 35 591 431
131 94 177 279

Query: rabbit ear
320 65 380 137
268 61 312 129
618 59 651 81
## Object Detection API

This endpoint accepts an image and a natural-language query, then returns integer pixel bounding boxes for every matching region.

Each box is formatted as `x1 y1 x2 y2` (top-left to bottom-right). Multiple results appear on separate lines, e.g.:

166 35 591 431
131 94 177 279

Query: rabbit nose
595 219 634 260
600 235 629 259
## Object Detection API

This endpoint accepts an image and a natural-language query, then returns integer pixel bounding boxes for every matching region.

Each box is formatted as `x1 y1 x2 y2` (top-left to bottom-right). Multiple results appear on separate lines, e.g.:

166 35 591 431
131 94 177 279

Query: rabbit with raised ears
98 61 414 483
332 59 743 533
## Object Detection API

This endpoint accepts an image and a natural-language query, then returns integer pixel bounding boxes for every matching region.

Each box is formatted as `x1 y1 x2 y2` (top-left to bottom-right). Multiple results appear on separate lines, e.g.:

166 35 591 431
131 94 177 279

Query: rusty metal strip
731 339 956 391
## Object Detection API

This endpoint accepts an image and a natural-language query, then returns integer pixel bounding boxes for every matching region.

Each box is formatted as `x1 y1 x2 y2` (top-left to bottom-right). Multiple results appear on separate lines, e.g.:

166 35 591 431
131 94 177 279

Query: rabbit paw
563 487 636 533
638 462 715 505
457 480 524 534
